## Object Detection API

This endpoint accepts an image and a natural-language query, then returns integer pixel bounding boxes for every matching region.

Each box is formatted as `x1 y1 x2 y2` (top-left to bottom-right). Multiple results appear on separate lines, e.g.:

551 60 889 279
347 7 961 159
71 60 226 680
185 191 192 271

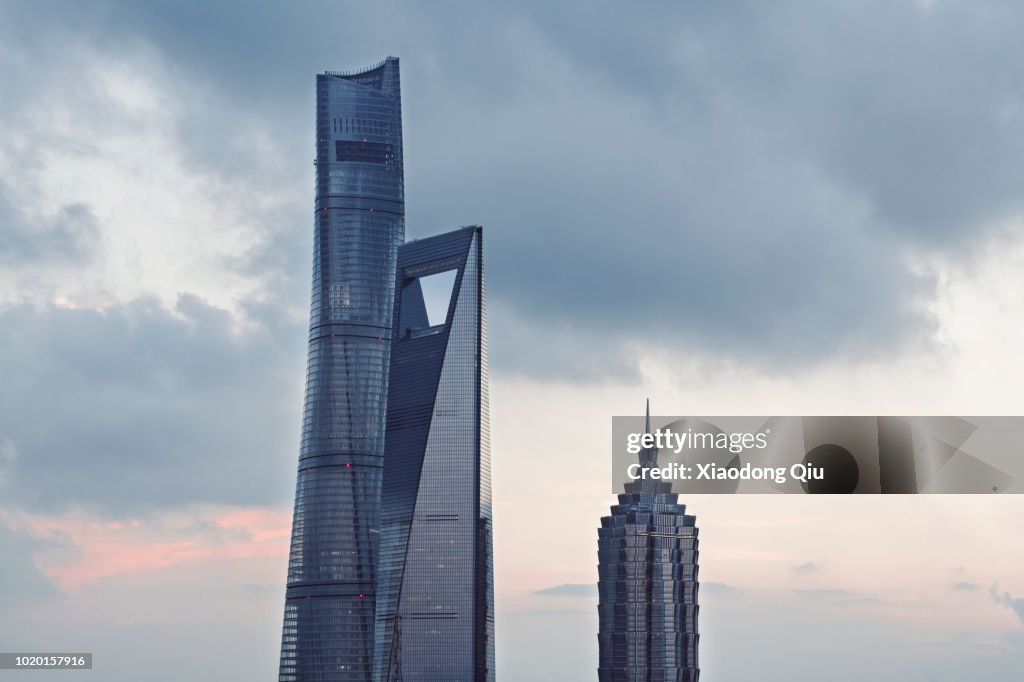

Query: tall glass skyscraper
279 57 405 682
373 227 495 681
598 403 700 682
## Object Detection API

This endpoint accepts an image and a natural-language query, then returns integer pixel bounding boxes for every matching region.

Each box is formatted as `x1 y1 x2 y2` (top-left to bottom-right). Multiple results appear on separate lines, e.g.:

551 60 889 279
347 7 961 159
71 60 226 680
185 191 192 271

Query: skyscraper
598 403 700 682
373 226 495 681
279 57 405 682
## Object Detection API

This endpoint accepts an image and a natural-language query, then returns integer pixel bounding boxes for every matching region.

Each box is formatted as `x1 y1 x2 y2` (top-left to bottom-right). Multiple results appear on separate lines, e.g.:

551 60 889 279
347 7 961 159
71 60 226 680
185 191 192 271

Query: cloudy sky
2 1 1024 679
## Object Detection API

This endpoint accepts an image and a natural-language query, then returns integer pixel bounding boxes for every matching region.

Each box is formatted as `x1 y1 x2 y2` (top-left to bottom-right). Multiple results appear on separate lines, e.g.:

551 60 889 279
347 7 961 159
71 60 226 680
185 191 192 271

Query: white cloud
0 39 304 320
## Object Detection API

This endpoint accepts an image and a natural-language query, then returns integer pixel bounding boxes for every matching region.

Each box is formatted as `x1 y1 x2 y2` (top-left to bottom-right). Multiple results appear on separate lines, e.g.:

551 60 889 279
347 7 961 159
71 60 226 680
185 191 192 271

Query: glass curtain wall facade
373 227 495 681
598 403 700 682
280 57 405 682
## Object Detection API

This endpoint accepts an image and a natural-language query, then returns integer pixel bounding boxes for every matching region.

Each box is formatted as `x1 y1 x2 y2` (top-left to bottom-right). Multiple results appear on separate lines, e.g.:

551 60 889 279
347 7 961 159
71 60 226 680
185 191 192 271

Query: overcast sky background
2 1 1024 680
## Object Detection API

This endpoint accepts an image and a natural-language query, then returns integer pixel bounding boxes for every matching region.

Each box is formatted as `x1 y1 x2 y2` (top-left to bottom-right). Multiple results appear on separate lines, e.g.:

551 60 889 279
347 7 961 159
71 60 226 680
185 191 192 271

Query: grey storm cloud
0 185 100 264
533 583 598 598
792 588 882 605
792 561 819 574
991 585 1024 626
6 2 1024 379
3 0 1023 509
13 2 1024 376
0 523 63 606
0 295 305 515
700 581 743 596
917 634 1024 682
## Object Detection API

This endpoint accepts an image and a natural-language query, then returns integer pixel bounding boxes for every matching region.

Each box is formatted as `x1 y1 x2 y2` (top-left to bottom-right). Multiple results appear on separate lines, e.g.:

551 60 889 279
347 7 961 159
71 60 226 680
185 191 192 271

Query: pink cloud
3 505 292 591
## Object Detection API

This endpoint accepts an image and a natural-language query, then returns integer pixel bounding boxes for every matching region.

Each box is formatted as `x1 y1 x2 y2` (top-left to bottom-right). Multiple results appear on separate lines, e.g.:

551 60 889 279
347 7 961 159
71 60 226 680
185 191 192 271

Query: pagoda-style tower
598 401 700 681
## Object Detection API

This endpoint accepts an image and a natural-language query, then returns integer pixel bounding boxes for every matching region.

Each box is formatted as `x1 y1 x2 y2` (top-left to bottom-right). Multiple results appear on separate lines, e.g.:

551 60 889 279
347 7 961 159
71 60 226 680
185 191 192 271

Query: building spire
624 397 670 493
638 398 659 469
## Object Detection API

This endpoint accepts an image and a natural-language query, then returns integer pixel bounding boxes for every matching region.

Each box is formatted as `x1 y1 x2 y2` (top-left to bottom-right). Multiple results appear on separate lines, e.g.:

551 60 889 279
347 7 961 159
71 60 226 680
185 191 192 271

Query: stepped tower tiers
598 401 701 681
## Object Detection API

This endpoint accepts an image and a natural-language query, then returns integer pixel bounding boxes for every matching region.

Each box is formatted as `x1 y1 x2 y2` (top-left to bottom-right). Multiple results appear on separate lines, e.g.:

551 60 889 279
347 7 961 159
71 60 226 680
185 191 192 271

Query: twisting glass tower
598 402 700 682
279 57 405 682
